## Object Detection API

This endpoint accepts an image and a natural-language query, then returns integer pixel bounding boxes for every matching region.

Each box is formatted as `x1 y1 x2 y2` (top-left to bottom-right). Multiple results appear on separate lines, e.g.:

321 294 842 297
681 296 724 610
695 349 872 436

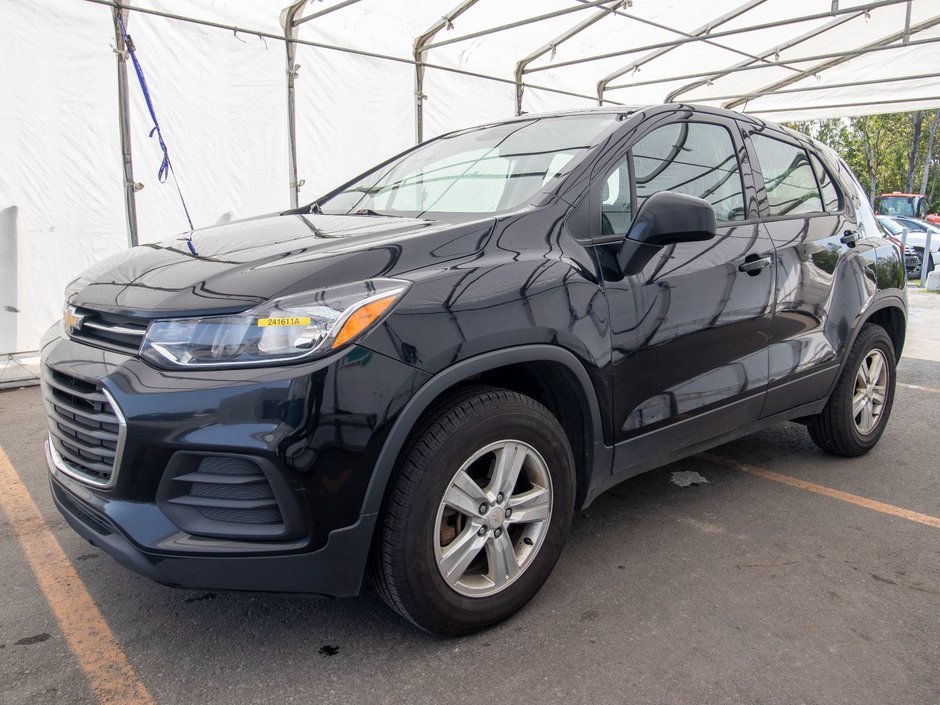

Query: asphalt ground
2 292 938 705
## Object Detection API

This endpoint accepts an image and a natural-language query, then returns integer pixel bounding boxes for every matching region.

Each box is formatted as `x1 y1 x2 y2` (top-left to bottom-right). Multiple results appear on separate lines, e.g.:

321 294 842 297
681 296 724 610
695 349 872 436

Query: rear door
600 113 777 476
743 129 879 417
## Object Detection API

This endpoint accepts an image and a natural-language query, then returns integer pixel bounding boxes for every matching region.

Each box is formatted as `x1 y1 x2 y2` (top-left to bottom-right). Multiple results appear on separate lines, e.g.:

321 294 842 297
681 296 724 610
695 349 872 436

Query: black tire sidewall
840 328 896 451
394 394 574 635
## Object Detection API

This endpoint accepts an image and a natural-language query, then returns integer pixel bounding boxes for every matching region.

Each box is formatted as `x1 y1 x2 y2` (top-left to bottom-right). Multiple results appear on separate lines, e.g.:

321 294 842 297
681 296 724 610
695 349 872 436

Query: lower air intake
157 454 302 541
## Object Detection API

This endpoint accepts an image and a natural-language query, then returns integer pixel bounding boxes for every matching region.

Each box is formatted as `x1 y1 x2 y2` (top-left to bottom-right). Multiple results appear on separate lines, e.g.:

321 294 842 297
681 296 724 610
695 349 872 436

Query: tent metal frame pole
574 0 807 89
596 0 767 105
413 0 479 145
721 14 940 109
293 0 363 27
280 0 307 208
603 35 940 92
903 0 913 43
111 2 138 247
682 71 940 104
525 0 910 74
281 1 309 209
746 96 940 115
665 11 863 103
422 0 621 52
85 1 609 111
515 0 623 115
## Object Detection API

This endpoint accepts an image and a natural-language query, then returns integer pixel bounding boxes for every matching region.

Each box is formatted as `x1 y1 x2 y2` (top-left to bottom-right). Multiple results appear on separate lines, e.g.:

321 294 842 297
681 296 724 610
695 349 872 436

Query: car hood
68 212 495 317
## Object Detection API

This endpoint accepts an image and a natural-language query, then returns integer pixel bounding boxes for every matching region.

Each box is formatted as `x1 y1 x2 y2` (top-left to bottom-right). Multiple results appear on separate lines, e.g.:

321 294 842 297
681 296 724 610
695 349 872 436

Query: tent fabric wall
1 1 124 355
3 0 940 357
126 2 290 245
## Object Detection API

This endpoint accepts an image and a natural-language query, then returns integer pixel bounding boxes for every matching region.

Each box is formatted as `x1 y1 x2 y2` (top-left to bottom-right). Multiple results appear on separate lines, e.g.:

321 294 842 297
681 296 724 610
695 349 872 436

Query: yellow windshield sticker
256 316 311 327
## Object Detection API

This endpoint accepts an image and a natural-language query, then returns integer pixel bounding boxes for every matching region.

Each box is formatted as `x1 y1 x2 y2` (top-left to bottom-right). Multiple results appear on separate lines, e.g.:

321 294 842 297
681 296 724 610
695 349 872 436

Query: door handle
841 230 861 247
738 256 772 275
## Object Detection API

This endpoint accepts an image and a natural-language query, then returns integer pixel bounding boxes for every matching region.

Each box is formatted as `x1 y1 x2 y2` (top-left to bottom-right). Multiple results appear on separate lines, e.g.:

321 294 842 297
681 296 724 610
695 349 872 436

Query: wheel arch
359 345 608 521
812 295 907 411
856 296 907 363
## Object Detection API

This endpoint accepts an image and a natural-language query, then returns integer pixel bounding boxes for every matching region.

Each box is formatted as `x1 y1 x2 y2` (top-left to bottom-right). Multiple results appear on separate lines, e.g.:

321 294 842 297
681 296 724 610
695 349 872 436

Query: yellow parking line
898 381 940 395
698 452 940 530
0 445 155 705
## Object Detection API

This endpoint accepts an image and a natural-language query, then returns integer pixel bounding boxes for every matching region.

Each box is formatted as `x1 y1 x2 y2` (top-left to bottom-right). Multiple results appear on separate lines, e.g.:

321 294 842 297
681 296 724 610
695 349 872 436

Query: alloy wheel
853 349 889 435
433 440 553 598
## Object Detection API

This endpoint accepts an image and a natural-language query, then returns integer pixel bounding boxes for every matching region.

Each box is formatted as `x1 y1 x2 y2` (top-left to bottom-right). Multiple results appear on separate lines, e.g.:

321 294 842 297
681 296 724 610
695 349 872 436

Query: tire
807 324 896 457
913 249 933 278
369 386 575 636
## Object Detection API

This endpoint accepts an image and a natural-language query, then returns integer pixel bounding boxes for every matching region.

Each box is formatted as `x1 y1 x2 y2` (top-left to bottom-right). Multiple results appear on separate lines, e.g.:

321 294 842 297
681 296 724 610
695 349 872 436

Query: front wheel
370 386 575 636
807 324 896 456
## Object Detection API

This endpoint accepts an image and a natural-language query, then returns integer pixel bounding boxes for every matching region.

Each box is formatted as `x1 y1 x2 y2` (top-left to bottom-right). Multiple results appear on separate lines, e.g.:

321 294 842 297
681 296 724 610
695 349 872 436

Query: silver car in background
877 215 938 279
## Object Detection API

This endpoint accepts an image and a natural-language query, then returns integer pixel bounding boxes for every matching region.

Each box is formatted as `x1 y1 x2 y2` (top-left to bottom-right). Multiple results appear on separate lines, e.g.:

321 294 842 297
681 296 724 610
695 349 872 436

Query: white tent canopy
2 0 940 358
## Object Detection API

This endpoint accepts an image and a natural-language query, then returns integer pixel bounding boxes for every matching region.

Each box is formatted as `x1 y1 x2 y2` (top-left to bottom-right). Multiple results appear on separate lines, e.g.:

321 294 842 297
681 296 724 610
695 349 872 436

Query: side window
750 134 824 216
633 122 746 222
601 157 632 235
809 152 840 212
842 162 881 240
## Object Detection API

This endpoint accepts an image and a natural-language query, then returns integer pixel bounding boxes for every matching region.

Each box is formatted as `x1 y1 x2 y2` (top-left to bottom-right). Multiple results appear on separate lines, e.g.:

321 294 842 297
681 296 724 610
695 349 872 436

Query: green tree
787 110 940 213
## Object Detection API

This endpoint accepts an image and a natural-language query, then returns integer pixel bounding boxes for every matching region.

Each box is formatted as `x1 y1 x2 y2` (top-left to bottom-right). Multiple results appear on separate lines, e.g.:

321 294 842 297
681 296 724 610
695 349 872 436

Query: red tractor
877 192 940 224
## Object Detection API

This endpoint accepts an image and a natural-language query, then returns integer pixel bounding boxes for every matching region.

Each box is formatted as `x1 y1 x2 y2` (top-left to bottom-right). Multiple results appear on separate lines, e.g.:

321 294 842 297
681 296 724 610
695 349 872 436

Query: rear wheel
370 386 575 636
807 324 896 456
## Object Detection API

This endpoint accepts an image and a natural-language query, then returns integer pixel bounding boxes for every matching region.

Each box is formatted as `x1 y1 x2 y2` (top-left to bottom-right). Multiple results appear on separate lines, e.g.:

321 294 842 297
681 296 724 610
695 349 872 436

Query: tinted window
601 157 632 235
633 122 746 222
809 153 840 212
751 135 823 216
878 195 918 217
842 165 881 240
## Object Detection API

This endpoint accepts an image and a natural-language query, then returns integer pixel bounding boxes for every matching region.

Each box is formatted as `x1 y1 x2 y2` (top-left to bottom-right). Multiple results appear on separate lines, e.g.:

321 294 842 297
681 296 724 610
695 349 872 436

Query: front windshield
319 114 621 217
877 216 903 235
878 196 917 217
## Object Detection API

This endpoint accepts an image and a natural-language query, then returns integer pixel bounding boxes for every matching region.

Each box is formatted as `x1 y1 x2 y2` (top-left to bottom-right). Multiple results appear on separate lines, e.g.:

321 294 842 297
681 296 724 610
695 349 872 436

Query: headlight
140 278 409 368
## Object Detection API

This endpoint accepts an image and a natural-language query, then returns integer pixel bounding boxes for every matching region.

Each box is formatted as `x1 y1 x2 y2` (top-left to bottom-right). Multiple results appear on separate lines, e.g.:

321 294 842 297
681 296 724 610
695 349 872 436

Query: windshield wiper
352 208 424 219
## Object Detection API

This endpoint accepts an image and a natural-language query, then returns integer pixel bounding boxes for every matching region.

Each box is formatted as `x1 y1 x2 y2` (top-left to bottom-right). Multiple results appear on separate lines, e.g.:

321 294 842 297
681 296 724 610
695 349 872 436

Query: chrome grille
70 307 148 353
42 365 125 487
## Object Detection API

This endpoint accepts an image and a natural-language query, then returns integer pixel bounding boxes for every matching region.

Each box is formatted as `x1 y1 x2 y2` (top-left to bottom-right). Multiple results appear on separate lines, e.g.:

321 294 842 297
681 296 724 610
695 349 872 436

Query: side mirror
618 191 718 275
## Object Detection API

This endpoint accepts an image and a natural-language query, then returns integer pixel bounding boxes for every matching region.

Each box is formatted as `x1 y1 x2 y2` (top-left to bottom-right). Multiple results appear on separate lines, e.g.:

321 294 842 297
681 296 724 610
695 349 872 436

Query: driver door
600 115 777 476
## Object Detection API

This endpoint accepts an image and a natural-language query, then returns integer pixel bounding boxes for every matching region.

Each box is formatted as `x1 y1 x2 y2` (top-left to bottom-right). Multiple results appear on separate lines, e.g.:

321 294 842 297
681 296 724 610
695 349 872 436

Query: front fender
358 344 607 519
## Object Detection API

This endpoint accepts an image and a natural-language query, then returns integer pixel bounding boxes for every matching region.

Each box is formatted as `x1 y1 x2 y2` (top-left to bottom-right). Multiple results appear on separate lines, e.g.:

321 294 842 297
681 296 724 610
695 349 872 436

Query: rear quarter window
809 152 841 212
840 161 882 240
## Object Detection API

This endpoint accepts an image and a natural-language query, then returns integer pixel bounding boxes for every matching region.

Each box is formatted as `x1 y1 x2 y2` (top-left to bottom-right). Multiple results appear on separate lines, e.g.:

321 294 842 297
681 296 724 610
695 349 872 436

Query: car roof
478 103 806 145
503 102 767 126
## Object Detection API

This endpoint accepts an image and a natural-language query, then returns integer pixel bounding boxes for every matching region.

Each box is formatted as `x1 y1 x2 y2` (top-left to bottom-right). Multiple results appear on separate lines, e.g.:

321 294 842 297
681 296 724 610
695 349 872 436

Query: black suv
42 104 906 635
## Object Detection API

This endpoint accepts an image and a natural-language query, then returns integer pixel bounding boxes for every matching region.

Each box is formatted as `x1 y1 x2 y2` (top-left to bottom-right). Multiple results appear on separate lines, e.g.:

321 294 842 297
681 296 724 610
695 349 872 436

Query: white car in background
877 215 939 279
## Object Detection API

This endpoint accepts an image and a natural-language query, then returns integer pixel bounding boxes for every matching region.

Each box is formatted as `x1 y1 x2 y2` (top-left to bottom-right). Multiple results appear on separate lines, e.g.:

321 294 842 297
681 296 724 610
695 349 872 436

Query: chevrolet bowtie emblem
64 305 85 335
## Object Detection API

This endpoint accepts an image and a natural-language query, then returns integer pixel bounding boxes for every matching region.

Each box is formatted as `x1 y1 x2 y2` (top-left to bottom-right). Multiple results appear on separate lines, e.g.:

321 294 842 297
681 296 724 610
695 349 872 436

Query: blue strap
117 15 195 233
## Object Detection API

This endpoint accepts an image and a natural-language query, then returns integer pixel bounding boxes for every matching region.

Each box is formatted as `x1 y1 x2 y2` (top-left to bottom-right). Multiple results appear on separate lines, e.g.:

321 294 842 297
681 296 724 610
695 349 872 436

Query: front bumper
49 448 377 595
41 328 425 595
